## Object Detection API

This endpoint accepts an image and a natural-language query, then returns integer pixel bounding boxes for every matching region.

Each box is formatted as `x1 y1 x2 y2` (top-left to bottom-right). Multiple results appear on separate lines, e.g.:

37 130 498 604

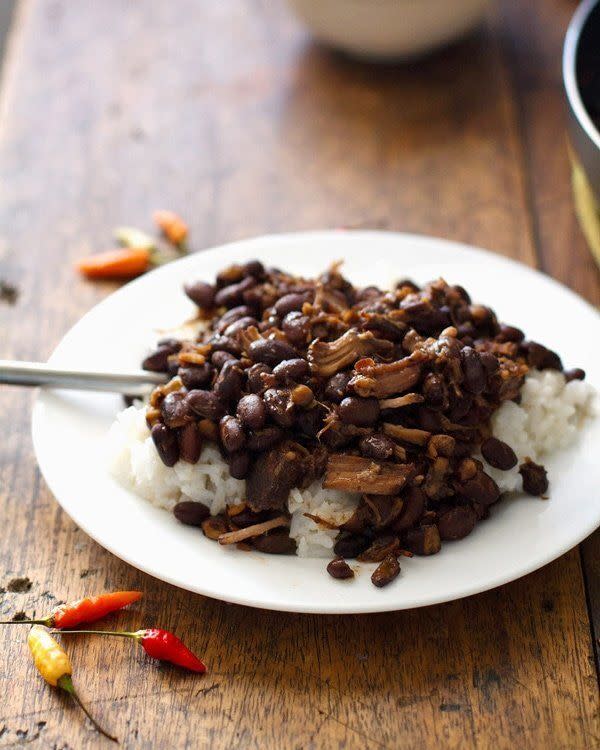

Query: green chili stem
57 674 118 743
52 629 141 639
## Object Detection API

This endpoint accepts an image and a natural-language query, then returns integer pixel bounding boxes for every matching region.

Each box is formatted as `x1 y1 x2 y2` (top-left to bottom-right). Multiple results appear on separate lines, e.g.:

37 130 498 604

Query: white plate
32 231 600 614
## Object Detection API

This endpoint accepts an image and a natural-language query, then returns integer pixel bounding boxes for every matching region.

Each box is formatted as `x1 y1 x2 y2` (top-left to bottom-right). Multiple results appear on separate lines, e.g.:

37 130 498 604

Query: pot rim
563 0 600 152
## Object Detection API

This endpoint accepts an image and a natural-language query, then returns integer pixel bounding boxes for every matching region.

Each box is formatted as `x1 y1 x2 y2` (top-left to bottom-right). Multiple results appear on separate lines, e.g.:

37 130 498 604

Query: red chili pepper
0 590 142 628
55 628 206 673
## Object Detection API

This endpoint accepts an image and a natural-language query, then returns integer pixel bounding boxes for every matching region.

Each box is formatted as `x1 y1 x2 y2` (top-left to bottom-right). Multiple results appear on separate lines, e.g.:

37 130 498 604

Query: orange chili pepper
0 590 142 628
75 246 151 279
28 625 117 742
153 209 188 247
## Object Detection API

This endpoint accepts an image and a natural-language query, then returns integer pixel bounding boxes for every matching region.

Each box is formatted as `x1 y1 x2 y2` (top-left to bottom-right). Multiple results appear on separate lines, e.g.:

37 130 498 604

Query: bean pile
142 261 585 587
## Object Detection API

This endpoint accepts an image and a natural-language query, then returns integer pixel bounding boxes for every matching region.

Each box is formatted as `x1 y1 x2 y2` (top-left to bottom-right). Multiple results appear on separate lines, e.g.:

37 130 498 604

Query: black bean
338 396 380 426
333 532 371 559
216 265 245 288
237 394 267 431
357 285 382 302
247 426 284 451
173 500 210 526
260 313 280 330
160 391 192 428
216 305 253 333
371 554 400 587
219 415 246 453
359 434 396 461
321 424 353 450
519 460 548 496
242 259 265 279
422 372 448 411
396 278 420 292
185 390 225 421
241 286 265 311
142 346 171 373
214 276 256 308
324 372 352 403
227 450 250 479
525 342 563 371
178 422 202 463
437 507 477 541
470 305 499 335
459 470 500 506
403 525 441 555
326 556 354 579
211 350 237 369
401 298 429 316
564 367 585 382
274 292 309 316
248 338 298 366
362 315 407 342
184 281 215 308
179 363 213 390
272 358 310 383
252 530 297 555
496 323 525 343
142 339 181 373
281 312 311 347
157 337 182 349
481 436 518 470
228 506 270 528
151 423 179 467
263 388 295 427
430 306 452 332
208 334 242 356
461 346 486 394
213 360 244 404
224 316 258 338
451 284 471 304
246 363 272 394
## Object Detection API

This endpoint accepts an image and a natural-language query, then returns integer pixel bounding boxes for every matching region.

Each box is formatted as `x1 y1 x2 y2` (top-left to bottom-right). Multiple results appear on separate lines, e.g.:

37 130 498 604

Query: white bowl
287 0 490 60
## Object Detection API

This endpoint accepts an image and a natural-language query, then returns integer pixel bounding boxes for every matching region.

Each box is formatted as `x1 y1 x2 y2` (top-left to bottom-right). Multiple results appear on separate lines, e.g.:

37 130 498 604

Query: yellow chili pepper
28 625 117 742
28 624 72 686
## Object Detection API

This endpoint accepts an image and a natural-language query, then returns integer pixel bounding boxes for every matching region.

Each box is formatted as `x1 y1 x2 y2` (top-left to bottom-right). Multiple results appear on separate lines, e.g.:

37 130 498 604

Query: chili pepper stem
57 674 118 743
52 629 142 639
0 618 50 625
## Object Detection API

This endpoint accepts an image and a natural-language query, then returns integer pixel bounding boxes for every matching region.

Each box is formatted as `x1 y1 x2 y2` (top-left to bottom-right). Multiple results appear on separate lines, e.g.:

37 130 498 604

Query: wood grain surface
0 1 599 748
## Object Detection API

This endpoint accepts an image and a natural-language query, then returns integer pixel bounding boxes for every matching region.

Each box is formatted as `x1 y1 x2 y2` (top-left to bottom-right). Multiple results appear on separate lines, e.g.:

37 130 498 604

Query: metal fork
0 360 168 395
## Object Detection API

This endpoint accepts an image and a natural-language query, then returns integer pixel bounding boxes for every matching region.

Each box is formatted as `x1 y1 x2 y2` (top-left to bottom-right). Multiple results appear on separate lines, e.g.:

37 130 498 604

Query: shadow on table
157 550 580 746
278 28 501 157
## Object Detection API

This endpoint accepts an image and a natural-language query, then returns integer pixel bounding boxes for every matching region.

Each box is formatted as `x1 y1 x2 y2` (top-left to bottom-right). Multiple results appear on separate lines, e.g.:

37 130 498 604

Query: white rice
108 369 596 558
481 370 597 493
107 405 360 558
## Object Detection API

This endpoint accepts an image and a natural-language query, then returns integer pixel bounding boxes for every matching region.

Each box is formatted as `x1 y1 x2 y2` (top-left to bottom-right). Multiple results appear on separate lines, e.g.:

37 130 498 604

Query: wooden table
0 1 599 747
